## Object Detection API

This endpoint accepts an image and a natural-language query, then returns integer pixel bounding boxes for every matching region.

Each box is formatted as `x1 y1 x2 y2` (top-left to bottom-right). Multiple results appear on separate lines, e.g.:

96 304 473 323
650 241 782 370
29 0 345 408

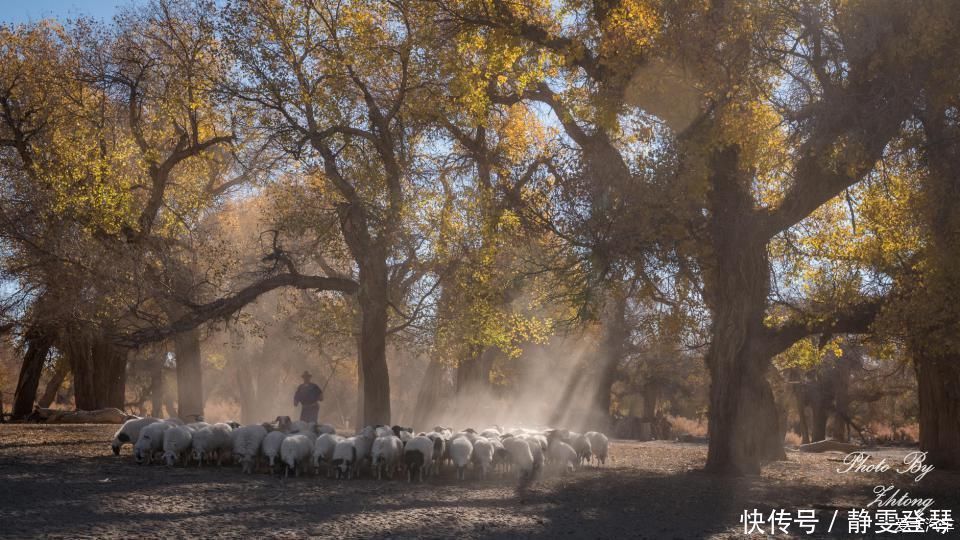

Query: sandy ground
0 425 957 539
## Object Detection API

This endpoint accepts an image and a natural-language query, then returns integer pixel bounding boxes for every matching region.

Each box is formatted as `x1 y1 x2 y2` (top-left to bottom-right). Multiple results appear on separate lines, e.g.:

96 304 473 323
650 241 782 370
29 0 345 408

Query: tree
439 0 949 474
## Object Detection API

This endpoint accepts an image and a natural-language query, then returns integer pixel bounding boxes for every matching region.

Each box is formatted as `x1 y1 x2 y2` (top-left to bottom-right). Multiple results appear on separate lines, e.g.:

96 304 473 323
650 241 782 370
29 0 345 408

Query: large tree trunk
37 358 69 408
355 254 391 427
65 328 127 410
413 356 448 428
174 328 203 420
12 330 53 419
914 352 960 469
703 146 785 475
590 289 628 430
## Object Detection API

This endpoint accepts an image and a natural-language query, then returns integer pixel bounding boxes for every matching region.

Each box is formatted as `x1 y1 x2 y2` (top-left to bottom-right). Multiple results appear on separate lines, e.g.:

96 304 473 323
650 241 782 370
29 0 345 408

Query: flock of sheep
110 415 610 484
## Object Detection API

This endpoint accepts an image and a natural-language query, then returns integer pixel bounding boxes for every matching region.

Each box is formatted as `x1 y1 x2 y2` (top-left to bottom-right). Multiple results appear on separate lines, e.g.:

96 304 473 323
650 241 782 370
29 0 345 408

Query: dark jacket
294 382 323 407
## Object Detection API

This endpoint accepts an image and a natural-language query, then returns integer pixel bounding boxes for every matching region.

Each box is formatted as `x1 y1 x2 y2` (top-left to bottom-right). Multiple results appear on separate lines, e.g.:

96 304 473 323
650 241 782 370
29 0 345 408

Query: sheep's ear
118 433 130 443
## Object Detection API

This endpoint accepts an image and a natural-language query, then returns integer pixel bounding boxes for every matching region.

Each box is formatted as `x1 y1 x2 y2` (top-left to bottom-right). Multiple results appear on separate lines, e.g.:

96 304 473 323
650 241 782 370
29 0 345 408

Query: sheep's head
163 451 177 467
240 455 255 474
191 448 204 462
133 437 150 464
111 441 122 456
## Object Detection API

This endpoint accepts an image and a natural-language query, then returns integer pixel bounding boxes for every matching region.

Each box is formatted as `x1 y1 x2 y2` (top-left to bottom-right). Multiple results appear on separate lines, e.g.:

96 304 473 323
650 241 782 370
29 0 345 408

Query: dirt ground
0 425 957 539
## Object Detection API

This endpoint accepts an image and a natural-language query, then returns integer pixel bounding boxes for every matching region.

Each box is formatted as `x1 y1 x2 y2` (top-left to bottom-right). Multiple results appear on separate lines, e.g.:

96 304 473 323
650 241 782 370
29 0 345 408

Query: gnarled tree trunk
355 251 392 426
64 328 127 410
12 329 53 419
703 146 785 475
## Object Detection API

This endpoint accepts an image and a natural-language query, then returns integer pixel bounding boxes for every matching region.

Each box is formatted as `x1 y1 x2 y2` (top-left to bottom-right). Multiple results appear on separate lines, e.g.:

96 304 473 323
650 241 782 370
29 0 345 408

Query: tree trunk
174 328 203 420
915 353 960 469
37 358 69 408
642 383 659 420
703 146 785 475
412 356 448 428
65 328 127 410
12 330 53 419
150 353 165 418
356 255 391 426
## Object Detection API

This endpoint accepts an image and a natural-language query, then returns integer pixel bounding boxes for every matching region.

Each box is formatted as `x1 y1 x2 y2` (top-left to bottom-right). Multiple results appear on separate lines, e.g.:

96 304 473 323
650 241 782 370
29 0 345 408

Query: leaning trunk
37 358 69 408
174 328 203 420
914 352 960 469
12 330 53 419
703 146 785 475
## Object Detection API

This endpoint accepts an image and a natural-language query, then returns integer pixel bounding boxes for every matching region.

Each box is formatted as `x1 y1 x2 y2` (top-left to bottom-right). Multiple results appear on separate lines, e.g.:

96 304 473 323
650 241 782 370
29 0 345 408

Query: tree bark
702 146 785 475
150 353 165 418
12 330 53 419
65 328 127 410
914 352 960 469
174 328 203 420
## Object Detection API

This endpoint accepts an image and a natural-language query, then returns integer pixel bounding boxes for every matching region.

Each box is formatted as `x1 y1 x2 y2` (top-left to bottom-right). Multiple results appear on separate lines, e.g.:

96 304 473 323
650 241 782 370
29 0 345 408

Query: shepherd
293 370 323 423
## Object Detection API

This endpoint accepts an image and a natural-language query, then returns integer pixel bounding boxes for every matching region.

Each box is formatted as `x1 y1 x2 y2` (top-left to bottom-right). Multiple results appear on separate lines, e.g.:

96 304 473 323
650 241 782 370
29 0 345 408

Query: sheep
332 438 357 479
134 421 175 465
289 420 315 435
570 432 592 466
111 417 158 456
547 440 578 473
526 436 544 477
375 425 393 438
425 432 446 476
232 424 268 474
313 433 343 477
186 421 210 432
490 437 508 473
585 431 609 466
351 429 375 477
480 430 501 441
371 435 403 480
163 417 185 426
274 416 293 432
162 425 193 467
503 436 534 484
281 433 314 478
316 424 336 435
472 437 495 480
190 426 216 467
206 423 234 465
261 430 288 474
392 425 413 439
404 435 434 483
450 436 474 481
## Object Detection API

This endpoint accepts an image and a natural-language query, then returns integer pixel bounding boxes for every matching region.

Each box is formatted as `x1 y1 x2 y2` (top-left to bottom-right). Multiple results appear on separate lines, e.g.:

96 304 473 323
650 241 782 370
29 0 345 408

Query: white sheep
547 440 578 473
570 432 592 465
371 435 403 480
503 436 534 483
162 425 193 467
133 421 173 465
425 432 446 476
186 421 210 432
472 437 495 480
489 437 508 473
316 424 336 435
111 417 158 456
585 431 609 465
526 436 544 476
207 423 234 465
404 435 434 483
375 426 393 438
313 433 343 477
450 436 474 481
261 430 288 474
190 426 216 467
332 438 357 479
281 433 314 478
232 424 268 474
351 431 375 478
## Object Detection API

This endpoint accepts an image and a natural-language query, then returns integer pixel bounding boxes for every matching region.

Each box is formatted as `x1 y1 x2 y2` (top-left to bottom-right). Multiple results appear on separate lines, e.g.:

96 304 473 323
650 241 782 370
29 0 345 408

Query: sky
0 0 129 24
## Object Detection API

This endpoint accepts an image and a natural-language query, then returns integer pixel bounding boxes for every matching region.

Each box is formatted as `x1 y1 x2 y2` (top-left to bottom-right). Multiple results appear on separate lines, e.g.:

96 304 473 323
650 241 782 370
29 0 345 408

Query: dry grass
666 414 708 438
867 421 919 444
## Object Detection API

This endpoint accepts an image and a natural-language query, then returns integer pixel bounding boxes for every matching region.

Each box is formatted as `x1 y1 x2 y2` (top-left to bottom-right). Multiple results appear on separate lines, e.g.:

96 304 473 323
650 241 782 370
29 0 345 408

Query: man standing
293 371 323 423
